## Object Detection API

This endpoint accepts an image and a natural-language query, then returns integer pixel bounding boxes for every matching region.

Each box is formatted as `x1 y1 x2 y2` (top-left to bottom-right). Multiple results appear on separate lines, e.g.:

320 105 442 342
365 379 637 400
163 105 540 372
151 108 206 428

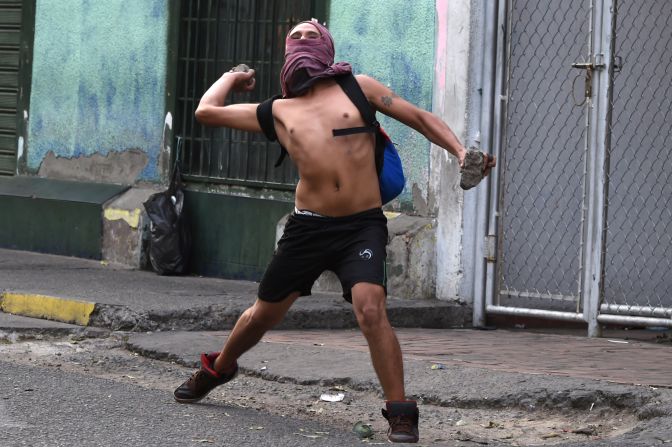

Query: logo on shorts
359 249 373 260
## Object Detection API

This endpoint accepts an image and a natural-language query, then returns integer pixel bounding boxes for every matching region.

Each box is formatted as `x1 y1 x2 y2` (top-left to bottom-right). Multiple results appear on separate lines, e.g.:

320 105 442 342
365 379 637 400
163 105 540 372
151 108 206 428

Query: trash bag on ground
143 140 191 275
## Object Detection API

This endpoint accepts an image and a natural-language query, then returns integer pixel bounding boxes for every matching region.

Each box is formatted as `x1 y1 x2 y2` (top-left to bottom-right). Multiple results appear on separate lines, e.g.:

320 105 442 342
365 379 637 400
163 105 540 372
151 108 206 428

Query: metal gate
600 0 672 328
482 0 672 336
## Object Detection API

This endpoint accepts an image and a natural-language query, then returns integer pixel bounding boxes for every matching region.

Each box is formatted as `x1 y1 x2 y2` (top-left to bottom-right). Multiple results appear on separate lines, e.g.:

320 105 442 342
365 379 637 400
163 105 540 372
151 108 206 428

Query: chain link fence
494 0 672 327
602 0 672 318
497 0 591 312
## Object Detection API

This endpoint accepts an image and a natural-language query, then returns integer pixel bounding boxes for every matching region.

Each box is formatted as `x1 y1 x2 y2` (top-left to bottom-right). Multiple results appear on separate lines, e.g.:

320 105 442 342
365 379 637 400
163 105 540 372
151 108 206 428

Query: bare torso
272 78 381 217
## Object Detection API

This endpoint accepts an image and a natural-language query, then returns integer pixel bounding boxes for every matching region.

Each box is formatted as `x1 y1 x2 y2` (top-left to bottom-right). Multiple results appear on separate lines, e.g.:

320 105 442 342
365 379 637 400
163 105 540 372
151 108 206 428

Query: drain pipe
472 0 498 328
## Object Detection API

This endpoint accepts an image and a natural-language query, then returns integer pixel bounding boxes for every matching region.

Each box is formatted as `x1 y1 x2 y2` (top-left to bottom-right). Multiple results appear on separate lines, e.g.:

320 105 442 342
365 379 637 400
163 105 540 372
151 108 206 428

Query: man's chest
275 88 366 132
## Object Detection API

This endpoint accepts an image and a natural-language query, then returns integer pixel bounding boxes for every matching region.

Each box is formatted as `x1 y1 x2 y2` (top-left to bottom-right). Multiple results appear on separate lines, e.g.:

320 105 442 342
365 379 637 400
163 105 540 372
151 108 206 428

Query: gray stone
102 187 158 268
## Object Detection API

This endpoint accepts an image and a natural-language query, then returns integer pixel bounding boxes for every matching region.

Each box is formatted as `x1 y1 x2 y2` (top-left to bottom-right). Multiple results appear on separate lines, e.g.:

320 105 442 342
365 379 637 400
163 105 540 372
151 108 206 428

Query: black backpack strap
332 126 376 137
256 95 288 167
334 73 385 174
334 74 380 130
273 146 288 167
256 95 282 141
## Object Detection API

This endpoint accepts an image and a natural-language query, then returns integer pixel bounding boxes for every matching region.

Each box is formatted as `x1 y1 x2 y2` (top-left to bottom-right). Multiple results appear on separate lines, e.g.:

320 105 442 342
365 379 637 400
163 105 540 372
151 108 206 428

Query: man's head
288 22 322 41
280 20 350 97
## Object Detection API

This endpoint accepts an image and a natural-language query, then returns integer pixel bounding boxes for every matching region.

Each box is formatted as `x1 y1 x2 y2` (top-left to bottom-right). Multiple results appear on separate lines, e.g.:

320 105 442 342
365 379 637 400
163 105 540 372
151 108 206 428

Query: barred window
175 0 327 189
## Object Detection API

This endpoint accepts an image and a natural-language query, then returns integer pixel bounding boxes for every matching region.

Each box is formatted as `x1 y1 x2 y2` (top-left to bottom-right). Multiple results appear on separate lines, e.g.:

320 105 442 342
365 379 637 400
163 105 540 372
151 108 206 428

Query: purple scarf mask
280 21 352 98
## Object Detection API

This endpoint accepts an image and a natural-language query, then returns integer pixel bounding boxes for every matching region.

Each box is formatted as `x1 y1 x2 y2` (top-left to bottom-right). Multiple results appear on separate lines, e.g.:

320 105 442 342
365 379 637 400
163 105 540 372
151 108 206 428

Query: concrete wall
329 0 436 213
433 0 474 303
26 0 169 183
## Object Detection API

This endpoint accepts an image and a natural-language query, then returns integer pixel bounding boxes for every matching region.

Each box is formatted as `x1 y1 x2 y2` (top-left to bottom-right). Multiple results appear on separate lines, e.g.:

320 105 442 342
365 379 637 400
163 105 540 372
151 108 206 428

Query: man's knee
246 305 282 330
243 294 299 329
352 283 388 332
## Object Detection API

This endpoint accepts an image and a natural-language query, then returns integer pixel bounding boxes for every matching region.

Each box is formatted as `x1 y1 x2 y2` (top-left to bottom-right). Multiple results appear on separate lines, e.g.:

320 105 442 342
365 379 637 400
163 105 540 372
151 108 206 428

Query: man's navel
343 113 349 118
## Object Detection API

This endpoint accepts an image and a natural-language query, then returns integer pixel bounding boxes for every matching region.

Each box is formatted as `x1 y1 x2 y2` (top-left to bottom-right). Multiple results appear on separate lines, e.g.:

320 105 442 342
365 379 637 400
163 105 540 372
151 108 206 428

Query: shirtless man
173 20 495 443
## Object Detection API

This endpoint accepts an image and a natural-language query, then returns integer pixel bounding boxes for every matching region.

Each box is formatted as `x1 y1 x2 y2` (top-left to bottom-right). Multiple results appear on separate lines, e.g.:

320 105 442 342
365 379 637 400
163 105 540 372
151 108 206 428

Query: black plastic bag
143 140 191 275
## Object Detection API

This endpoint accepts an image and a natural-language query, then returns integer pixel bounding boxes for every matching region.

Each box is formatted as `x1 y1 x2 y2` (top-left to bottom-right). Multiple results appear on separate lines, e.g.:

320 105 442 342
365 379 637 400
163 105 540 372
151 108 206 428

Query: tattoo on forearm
381 90 399 108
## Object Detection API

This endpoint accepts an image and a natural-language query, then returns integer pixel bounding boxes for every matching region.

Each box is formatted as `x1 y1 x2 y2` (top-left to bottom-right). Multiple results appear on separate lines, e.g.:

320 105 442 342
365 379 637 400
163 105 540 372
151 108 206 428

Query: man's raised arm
356 74 495 176
194 69 262 132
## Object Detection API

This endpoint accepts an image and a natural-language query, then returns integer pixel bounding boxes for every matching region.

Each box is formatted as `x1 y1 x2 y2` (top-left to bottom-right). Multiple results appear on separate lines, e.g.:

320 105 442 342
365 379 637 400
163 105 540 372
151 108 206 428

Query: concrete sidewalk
0 248 469 331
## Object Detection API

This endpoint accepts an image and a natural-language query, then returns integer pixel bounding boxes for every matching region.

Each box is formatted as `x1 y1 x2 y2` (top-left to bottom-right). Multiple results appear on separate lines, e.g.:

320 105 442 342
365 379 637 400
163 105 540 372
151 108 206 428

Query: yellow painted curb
104 208 141 229
0 292 95 326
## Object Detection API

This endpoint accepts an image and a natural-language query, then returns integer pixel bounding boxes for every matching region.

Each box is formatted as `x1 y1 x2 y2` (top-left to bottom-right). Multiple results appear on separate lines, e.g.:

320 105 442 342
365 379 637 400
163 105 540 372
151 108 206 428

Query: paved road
1 361 362 447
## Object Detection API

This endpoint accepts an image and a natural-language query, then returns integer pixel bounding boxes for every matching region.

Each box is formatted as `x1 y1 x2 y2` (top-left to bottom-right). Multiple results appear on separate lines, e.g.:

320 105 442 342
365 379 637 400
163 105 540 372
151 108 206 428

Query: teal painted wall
28 0 168 181
329 0 436 209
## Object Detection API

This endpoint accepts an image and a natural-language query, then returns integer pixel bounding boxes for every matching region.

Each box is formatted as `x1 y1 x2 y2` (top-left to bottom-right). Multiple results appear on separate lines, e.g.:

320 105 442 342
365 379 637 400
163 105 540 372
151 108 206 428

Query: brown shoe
173 352 238 403
382 400 419 443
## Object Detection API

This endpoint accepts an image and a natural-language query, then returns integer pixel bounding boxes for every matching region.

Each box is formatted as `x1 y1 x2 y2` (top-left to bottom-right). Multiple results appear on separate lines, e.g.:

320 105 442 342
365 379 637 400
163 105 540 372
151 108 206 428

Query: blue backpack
257 73 405 204
374 126 405 205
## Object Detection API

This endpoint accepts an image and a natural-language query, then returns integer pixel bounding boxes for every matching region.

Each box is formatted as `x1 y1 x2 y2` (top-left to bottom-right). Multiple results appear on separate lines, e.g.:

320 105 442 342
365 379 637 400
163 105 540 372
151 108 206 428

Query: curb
0 292 96 326
0 291 471 332
87 301 471 332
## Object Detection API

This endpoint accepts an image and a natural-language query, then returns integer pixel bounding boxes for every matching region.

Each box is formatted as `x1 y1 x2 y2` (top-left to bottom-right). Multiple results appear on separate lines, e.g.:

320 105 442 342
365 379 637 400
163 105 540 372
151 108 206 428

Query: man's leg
174 292 299 403
214 293 300 372
352 282 419 443
351 282 405 400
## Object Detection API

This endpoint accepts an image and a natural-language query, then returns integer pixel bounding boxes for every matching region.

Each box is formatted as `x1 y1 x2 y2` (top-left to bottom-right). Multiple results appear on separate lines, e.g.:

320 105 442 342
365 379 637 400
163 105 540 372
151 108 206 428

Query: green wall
27 0 168 181
184 191 293 280
0 177 128 259
329 0 436 208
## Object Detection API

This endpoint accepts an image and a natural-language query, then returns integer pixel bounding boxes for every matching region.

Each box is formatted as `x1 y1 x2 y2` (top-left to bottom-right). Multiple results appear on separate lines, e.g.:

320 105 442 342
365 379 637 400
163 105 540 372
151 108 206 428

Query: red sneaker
173 352 238 403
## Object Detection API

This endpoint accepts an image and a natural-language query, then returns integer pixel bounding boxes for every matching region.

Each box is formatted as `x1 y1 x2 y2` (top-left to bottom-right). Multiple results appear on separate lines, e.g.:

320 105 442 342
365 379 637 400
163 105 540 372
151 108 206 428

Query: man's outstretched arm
194 69 262 132
357 74 495 174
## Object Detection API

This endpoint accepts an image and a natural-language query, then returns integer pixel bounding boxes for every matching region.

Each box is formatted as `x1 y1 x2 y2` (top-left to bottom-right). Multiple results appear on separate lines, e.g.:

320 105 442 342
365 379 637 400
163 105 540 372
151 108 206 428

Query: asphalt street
1 360 363 447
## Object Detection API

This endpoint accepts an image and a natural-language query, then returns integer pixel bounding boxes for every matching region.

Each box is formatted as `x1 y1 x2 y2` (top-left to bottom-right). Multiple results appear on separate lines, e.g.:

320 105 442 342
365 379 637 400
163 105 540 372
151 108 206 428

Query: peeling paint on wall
37 148 149 184
164 111 173 130
435 0 449 105
159 111 173 182
329 0 436 211
17 136 23 161
28 0 168 182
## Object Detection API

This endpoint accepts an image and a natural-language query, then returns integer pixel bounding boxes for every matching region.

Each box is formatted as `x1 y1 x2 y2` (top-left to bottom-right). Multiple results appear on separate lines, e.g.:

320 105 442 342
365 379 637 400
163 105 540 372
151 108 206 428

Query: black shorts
258 208 388 303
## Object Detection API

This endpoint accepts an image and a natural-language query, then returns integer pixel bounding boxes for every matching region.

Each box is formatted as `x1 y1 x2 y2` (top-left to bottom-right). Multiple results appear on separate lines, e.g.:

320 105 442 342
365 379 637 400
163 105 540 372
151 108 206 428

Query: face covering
280 20 352 98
